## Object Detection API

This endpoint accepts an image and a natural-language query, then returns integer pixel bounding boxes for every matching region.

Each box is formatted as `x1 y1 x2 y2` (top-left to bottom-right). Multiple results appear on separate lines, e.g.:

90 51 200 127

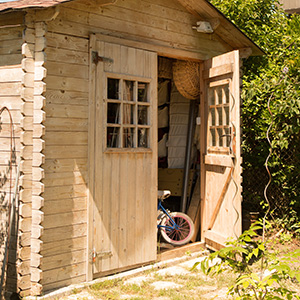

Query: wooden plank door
200 50 242 250
92 40 157 275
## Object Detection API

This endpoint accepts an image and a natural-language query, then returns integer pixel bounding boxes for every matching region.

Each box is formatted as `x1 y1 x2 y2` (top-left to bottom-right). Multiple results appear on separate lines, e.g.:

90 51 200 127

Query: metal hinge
90 249 112 263
92 51 114 64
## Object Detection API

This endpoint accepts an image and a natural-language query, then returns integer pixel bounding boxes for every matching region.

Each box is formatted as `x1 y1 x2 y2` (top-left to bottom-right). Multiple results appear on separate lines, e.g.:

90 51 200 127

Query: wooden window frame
207 79 232 155
105 73 152 151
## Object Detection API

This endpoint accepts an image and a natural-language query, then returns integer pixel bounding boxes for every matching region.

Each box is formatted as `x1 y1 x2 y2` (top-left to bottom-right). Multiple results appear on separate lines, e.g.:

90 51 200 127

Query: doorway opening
157 56 202 247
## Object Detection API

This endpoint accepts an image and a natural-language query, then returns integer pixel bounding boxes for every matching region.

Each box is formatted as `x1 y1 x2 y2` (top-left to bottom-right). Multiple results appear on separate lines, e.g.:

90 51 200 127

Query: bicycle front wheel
160 212 195 246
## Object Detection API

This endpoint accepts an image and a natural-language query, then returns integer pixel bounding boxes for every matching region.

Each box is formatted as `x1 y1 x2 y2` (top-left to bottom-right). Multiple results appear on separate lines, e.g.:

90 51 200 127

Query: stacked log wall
0 23 23 296
40 12 89 293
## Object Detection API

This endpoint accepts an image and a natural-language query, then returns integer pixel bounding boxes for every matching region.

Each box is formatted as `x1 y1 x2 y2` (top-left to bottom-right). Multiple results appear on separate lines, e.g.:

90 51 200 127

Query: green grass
63 264 236 300
82 271 233 299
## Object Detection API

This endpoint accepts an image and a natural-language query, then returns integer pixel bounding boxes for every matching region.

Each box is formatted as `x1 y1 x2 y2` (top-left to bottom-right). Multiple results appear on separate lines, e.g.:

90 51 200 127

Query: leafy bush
194 222 300 299
211 0 300 219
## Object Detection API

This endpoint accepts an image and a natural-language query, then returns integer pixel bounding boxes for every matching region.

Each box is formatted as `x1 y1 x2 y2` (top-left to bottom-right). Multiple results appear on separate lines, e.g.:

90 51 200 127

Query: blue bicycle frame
157 199 180 231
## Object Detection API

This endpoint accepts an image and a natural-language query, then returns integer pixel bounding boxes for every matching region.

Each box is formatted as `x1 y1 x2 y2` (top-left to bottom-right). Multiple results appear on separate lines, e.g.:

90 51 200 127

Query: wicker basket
173 60 200 100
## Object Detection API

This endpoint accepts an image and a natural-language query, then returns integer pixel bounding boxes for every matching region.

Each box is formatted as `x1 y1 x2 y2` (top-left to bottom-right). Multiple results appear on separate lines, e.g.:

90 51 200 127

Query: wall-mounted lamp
192 21 214 33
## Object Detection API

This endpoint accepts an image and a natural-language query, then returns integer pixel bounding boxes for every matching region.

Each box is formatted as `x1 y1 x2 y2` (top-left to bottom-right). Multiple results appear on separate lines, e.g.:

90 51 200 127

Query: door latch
92 51 114 64
90 249 112 263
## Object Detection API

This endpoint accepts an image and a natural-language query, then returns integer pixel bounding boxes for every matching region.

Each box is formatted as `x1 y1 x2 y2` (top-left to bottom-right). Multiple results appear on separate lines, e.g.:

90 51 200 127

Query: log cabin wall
0 13 44 296
0 19 23 291
0 11 48 296
2 0 243 295
18 21 34 297
8 13 47 297
35 5 90 293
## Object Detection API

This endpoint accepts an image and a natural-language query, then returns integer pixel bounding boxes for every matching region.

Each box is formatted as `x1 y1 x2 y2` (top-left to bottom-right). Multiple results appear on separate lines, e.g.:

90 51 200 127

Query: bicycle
157 190 195 246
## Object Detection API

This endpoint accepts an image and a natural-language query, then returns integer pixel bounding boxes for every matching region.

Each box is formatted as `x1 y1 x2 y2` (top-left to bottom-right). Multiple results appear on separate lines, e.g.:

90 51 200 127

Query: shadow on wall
0 25 23 68
39 85 90 292
0 12 25 297
0 111 19 299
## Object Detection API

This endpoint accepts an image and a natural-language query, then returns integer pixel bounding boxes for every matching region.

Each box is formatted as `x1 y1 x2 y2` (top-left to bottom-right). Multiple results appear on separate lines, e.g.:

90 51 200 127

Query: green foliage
194 222 300 299
291 222 300 236
211 0 300 219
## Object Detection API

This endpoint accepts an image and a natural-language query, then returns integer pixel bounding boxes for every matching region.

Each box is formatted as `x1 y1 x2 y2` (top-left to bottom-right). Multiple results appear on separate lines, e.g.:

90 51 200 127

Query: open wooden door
200 50 242 250
90 39 157 276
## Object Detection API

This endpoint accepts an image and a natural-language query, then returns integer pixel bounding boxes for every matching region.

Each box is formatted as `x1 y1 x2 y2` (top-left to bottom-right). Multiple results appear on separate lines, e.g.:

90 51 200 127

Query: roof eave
176 0 265 56
0 0 265 56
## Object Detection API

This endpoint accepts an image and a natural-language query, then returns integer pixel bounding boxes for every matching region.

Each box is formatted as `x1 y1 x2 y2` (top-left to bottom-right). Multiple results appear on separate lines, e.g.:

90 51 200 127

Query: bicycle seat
157 190 171 200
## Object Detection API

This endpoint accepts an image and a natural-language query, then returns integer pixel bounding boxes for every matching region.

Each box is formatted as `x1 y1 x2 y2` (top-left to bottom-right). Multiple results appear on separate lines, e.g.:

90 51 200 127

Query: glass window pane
106 77 152 150
208 88 215 105
107 127 120 148
138 82 148 102
138 106 148 125
123 104 134 124
217 128 223 147
224 127 230 147
224 85 230 104
224 106 229 126
209 128 216 147
217 87 223 105
209 108 215 126
107 78 119 99
123 128 135 148
107 103 120 124
138 128 148 148
217 107 223 126
123 80 134 101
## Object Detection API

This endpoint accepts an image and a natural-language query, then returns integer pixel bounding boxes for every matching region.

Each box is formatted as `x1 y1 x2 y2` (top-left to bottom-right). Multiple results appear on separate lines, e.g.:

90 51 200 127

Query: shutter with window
200 50 242 250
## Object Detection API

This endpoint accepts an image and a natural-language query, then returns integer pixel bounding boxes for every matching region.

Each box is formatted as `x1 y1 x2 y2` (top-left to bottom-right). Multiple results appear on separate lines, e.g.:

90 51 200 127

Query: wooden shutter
200 50 242 250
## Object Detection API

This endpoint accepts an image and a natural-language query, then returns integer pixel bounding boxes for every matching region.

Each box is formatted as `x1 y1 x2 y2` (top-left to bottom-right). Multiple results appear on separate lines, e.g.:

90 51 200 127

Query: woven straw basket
173 60 200 100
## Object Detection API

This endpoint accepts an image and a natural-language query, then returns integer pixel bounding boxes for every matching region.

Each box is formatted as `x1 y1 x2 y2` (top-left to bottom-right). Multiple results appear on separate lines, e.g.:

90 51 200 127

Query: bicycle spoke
160 212 194 245
164 218 190 241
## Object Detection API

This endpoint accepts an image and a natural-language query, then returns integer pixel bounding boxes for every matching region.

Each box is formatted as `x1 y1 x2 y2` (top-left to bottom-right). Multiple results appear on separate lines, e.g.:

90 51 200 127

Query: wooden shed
279 0 300 13
0 0 263 297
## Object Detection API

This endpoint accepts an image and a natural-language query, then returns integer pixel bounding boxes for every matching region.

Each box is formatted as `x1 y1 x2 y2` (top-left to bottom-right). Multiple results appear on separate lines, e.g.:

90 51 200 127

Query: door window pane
123 81 134 101
217 87 223 104
224 86 230 103
217 107 223 126
107 78 119 99
224 106 229 125
138 82 148 102
123 104 134 124
123 128 135 148
106 77 150 149
208 89 215 105
224 127 230 147
138 106 148 125
208 83 230 150
217 128 223 146
209 128 216 147
209 108 215 126
138 128 148 148
107 127 120 148
107 103 120 124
